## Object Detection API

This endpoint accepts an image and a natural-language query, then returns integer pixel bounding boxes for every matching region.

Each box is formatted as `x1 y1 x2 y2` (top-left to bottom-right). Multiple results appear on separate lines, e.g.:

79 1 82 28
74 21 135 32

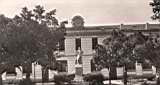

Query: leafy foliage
150 0 160 20
92 30 156 71
83 72 104 85
133 34 160 68
0 5 66 83
92 30 158 85
54 73 75 85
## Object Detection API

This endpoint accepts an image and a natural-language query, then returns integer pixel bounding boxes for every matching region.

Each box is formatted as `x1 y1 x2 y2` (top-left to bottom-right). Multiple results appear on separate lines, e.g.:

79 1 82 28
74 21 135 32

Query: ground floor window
22 63 32 74
57 60 68 72
142 62 152 69
6 66 16 74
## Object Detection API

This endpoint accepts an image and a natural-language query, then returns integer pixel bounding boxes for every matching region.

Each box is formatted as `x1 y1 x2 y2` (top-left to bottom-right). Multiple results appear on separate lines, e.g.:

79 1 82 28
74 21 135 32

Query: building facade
56 15 160 75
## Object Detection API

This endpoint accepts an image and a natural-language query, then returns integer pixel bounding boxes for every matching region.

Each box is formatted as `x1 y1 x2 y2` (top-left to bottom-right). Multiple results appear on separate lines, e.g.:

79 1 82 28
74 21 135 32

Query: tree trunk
20 73 32 85
0 74 3 85
42 66 49 83
123 66 127 85
24 62 32 80
156 68 160 85
26 72 30 79
109 67 111 85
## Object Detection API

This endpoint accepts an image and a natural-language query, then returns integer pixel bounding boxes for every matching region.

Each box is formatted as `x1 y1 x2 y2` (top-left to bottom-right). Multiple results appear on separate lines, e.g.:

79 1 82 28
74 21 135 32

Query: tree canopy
91 30 160 84
93 30 136 71
0 5 66 76
150 0 160 21
92 30 160 70
92 30 157 71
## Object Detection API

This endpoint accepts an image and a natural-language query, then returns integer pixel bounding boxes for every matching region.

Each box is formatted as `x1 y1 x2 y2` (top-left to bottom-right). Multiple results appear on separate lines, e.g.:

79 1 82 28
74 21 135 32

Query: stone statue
75 47 83 64
74 47 83 82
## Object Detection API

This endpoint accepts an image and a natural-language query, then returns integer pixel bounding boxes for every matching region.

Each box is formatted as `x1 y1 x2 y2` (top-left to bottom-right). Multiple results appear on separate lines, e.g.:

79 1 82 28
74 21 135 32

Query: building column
82 56 93 74
67 57 76 74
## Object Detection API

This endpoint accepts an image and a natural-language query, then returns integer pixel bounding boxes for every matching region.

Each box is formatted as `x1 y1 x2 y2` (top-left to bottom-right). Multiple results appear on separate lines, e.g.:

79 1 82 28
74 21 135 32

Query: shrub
54 72 75 84
83 72 104 85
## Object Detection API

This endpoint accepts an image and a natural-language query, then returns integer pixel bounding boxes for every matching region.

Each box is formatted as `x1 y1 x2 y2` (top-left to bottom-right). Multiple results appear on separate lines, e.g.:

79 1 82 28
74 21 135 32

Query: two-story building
56 15 160 75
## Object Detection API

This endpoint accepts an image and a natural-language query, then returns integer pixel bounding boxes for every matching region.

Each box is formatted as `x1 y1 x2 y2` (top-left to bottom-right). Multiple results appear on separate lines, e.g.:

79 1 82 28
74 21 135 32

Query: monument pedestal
74 64 83 82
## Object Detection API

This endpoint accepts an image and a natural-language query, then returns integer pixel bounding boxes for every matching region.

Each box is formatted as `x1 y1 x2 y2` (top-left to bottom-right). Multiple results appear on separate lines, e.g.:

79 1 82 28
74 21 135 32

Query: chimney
145 22 149 30
120 23 124 30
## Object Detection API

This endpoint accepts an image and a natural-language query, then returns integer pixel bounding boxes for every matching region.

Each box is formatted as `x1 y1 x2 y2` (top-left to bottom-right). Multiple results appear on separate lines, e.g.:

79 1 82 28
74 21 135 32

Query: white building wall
16 66 22 79
67 57 76 74
82 56 93 74
34 64 42 79
81 38 92 55
65 38 76 55
152 66 156 75
2 72 6 80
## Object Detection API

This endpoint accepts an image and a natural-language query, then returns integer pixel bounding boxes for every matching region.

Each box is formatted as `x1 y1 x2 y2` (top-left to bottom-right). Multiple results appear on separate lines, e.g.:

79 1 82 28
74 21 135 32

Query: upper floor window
92 37 98 50
76 38 81 50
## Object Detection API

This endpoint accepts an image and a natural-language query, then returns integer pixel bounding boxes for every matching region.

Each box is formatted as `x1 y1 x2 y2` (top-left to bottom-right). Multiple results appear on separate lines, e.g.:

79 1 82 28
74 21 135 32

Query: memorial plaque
136 62 143 75
117 67 123 77
16 66 23 79
101 68 109 78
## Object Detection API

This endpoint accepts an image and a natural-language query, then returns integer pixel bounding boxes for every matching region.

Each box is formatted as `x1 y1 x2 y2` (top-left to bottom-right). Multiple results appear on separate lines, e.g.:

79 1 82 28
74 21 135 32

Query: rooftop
65 23 160 36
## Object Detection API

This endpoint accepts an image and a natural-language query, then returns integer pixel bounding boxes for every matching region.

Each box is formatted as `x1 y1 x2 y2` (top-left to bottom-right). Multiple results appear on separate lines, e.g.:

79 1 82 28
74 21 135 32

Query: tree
83 72 104 85
150 0 160 21
18 5 65 82
45 9 58 28
149 1 160 84
33 5 45 23
20 7 33 21
54 72 75 85
0 15 14 85
0 5 66 84
133 33 160 84
92 30 150 85
92 30 128 85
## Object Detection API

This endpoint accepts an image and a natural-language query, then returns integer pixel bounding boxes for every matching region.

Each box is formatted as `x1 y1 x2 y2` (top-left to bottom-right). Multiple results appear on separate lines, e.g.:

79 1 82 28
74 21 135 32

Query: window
92 37 98 50
142 62 152 69
57 60 68 72
76 38 81 50
127 64 135 70
59 40 65 51
23 63 32 73
6 66 16 74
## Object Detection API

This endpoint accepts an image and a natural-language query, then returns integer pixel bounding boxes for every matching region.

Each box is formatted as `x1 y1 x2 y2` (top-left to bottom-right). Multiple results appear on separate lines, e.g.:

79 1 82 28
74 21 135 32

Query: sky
0 0 157 26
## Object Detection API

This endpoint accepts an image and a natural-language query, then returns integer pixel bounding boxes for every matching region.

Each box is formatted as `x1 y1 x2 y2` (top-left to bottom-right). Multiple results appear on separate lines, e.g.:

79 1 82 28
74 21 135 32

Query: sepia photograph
0 0 160 85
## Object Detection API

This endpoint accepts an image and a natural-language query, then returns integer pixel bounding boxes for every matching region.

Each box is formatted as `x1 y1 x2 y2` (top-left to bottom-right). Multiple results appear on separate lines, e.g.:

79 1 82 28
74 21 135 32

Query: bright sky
0 0 157 25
